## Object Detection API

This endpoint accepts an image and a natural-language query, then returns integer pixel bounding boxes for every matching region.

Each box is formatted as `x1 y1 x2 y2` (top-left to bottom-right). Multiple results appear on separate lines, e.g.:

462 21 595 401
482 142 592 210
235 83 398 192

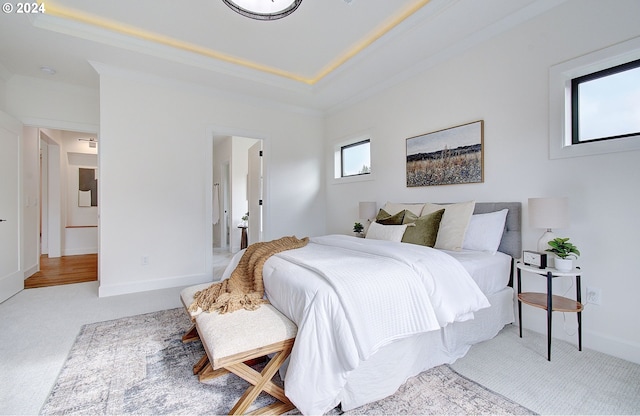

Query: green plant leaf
545 237 580 259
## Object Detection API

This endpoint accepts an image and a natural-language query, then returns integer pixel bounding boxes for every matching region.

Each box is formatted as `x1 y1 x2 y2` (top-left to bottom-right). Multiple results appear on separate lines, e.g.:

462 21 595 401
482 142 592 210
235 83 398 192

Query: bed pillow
375 209 405 225
365 222 408 242
420 201 475 251
382 202 424 216
401 209 445 247
462 209 508 254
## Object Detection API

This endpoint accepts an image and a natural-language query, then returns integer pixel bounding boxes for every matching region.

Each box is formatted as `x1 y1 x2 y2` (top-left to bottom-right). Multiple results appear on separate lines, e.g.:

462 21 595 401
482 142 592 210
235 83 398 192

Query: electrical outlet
586 286 601 305
141 256 149 266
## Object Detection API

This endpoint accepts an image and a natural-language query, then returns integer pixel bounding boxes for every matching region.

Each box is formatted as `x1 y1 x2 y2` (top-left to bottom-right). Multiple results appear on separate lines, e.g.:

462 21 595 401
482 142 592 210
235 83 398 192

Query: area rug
41 308 535 415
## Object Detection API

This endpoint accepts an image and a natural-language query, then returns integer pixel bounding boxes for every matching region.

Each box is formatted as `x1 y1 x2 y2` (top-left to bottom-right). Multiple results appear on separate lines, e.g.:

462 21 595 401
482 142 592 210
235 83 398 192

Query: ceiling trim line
38 0 430 86
314 0 431 81
41 1 315 85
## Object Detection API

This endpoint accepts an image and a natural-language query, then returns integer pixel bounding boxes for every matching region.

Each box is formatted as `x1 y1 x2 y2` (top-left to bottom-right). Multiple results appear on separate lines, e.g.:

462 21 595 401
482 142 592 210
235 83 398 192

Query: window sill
331 173 376 185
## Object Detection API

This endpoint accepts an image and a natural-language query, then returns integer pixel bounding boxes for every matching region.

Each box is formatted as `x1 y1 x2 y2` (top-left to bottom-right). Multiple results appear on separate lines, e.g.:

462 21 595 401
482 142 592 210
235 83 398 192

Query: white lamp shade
528 197 569 229
358 201 377 220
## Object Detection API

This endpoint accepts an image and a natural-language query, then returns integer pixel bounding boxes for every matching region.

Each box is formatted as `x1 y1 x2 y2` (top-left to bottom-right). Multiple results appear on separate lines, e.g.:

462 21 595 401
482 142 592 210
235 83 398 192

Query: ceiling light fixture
40 66 57 75
222 0 302 21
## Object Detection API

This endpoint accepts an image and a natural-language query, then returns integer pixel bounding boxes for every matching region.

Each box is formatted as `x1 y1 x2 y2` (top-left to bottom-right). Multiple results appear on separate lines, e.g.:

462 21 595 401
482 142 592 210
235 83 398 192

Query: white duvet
252 235 490 415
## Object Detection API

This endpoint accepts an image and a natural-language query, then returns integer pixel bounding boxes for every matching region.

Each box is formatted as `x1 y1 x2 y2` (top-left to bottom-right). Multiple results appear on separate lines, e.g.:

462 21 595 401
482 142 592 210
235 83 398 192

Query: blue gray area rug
41 308 534 415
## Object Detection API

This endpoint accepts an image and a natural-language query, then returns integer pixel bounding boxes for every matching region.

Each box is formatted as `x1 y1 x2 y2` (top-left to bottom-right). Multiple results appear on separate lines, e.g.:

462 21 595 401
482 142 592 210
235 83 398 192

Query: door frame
0 111 23 303
25 119 99 280
207 125 269 256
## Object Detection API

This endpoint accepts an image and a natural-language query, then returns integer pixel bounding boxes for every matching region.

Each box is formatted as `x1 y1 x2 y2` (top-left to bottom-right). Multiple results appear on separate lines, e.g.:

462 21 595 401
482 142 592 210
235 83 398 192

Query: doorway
212 135 264 253
34 128 99 287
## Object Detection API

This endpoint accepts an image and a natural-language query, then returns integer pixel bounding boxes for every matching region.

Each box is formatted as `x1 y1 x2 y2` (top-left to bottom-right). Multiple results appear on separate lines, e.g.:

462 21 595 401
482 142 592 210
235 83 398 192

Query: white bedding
443 249 512 295
260 235 491 415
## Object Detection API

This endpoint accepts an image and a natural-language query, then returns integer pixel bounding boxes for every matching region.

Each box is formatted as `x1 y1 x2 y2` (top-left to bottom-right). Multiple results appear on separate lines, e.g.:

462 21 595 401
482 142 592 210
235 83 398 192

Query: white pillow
421 201 475 250
365 222 408 242
462 209 508 254
382 202 425 216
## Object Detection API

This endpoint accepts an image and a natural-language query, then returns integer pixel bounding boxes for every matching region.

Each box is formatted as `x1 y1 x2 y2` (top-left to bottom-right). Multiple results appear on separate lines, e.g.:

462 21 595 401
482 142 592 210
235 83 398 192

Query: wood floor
25 254 98 289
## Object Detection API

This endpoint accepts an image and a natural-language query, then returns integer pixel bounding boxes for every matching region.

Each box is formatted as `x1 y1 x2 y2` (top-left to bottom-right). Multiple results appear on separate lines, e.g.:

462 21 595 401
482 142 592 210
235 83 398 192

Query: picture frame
406 120 484 187
78 167 98 207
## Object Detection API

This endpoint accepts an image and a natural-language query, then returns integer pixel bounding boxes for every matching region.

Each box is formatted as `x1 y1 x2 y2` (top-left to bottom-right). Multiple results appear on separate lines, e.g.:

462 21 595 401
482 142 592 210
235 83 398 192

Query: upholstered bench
195 304 298 415
180 282 268 376
179 283 211 343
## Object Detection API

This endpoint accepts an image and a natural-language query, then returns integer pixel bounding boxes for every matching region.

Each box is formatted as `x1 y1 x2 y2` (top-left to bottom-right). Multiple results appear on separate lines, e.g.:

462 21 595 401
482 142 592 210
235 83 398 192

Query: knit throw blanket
188 235 309 315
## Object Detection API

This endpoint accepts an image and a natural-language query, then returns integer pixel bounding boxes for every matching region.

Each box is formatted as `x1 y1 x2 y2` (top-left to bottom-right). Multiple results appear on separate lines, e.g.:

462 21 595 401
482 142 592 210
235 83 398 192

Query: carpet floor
41 308 534 415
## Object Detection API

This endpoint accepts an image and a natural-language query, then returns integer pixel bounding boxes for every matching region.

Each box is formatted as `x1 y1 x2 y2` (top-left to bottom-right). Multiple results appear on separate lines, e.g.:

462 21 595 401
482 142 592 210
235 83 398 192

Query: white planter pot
555 257 573 271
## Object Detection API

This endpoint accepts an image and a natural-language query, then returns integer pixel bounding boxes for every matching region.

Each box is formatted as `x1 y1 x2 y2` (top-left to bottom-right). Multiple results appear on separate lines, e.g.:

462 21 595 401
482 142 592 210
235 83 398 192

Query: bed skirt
337 286 515 411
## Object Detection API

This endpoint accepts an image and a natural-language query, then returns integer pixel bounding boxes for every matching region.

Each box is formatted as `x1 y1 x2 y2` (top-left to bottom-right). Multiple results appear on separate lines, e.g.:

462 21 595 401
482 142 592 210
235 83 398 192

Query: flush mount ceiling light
40 66 57 75
222 0 302 20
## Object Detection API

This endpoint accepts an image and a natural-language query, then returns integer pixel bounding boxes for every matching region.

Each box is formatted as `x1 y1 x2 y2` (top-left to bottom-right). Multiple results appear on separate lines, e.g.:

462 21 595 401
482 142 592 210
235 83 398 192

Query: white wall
6 75 99 130
0 73 7 111
97 68 325 297
324 0 640 364
22 127 39 277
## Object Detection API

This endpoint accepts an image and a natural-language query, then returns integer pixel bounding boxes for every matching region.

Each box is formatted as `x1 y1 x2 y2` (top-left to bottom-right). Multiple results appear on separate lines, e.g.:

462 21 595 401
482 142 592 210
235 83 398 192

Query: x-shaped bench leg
227 343 294 415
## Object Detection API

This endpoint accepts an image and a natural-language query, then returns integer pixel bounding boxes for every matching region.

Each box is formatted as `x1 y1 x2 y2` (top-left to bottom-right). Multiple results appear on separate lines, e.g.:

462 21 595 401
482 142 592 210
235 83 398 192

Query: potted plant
546 237 580 271
240 212 249 227
353 222 364 237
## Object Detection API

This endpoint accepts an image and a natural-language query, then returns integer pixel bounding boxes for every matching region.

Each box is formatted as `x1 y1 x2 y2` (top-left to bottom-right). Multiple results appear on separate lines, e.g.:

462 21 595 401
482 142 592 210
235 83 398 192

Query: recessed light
40 66 57 75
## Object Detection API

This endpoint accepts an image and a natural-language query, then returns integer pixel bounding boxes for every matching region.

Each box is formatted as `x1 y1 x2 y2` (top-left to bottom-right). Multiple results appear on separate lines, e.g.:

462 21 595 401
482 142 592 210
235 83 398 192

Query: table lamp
358 201 377 231
528 197 569 253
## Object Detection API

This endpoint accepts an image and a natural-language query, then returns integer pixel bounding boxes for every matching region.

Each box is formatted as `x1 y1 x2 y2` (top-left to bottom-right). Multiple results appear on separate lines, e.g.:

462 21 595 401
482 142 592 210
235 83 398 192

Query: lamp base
538 230 555 267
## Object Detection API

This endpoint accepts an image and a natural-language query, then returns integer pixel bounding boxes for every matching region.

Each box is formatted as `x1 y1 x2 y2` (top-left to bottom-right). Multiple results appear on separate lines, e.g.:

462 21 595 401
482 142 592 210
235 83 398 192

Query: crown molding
89 61 324 118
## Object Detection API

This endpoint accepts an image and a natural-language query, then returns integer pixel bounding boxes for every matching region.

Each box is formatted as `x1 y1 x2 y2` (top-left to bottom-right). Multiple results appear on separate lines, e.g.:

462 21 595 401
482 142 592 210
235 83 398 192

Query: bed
219 201 521 415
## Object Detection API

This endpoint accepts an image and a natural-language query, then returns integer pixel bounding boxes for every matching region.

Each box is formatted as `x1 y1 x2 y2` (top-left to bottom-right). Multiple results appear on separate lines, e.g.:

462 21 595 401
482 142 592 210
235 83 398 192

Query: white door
0 112 23 303
247 141 263 245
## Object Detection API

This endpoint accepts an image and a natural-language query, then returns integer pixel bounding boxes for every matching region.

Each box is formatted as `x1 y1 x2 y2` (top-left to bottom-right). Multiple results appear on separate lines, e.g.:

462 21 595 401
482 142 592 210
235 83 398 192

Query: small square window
572 59 640 144
340 139 371 177
549 36 640 159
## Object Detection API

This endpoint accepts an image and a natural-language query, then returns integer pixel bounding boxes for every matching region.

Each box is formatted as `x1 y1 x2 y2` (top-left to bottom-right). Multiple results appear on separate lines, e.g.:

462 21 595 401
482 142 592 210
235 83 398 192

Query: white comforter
256 235 490 415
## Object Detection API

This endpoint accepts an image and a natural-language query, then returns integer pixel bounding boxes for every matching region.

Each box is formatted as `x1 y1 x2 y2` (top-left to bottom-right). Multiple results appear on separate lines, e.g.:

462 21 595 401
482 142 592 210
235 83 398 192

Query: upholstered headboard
473 202 522 259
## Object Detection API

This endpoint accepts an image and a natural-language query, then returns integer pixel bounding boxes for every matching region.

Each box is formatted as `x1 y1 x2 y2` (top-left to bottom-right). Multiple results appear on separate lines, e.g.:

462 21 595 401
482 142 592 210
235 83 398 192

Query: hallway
25 254 98 288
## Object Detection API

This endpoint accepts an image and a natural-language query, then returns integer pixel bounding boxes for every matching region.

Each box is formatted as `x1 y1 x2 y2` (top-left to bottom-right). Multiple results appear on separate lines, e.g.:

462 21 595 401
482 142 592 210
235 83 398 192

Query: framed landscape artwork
406 120 484 187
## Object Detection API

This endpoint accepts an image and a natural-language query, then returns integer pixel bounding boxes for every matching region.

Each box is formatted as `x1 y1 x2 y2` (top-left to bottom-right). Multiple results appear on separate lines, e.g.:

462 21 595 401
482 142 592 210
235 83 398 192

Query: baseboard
585 329 640 365
98 273 212 298
522 321 640 365
23 264 39 279
63 247 98 256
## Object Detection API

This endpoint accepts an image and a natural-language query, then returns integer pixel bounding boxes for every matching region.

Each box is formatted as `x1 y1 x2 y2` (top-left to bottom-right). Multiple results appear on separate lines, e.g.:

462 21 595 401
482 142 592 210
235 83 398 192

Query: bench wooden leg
227 342 295 415
195 354 266 378
194 354 210 376
182 324 200 343
199 362 231 382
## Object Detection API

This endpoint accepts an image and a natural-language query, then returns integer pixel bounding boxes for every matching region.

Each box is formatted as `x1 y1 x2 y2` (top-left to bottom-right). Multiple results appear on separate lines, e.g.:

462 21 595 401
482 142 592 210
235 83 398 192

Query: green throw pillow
375 209 405 225
401 209 445 247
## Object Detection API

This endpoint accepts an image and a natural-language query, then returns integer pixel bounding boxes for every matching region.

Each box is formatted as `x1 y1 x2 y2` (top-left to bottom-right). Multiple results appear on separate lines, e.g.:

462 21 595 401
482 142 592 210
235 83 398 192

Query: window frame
549 36 640 159
340 138 371 178
332 133 375 184
570 58 640 145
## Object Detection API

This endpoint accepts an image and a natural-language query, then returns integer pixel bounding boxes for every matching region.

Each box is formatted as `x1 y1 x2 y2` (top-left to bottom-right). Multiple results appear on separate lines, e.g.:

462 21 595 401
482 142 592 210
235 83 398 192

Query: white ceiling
0 0 565 112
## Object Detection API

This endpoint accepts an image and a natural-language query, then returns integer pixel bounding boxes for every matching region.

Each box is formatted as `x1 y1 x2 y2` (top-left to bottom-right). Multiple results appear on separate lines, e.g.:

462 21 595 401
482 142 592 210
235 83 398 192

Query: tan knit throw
188 235 309 315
